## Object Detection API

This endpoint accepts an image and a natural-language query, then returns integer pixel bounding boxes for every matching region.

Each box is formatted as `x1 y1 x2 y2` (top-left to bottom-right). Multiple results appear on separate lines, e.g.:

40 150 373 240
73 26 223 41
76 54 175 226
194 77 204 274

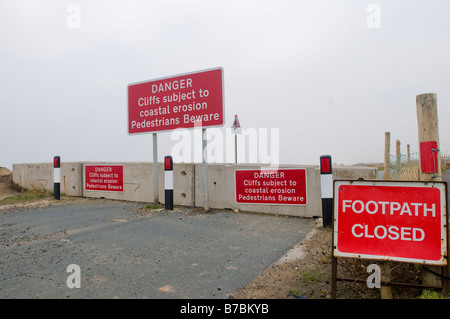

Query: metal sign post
153 133 159 204
202 128 209 212
232 114 242 164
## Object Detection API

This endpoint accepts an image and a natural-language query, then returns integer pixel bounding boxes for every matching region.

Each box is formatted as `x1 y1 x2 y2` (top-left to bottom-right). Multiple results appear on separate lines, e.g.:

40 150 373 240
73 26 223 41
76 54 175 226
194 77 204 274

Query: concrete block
12 161 377 219
12 163 53 192
173 164 195 206
61 163 83 197
82 162 154 203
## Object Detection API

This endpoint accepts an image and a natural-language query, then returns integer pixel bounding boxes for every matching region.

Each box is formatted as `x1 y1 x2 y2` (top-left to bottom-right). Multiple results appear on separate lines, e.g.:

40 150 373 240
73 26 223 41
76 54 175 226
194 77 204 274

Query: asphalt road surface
0 200 315 299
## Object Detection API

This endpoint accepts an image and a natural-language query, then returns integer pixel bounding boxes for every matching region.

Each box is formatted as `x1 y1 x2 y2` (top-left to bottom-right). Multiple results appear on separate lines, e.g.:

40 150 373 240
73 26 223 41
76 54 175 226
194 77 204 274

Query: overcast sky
1 0 449 170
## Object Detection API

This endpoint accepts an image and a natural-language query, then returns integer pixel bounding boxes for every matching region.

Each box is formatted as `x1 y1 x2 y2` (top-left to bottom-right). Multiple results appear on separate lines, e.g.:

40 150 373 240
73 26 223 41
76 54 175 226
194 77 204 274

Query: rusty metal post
331 255 337 299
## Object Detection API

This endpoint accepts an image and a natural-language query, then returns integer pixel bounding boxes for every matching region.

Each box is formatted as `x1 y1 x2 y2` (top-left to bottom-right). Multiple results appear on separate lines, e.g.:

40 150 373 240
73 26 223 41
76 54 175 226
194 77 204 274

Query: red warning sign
235 169 307 205
334 180 447 265
232 115 240 128
128 68 224 134
85 165 124 192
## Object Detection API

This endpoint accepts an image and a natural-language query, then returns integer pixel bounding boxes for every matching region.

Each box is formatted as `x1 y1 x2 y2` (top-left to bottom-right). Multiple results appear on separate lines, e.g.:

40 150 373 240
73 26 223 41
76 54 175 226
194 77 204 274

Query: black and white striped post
53 156 61 200
320 155 333 227
164 155 173 210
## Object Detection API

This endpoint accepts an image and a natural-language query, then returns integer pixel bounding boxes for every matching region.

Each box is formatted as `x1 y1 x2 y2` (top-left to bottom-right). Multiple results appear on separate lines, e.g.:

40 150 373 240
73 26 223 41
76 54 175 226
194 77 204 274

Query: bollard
320 155 333 227
164 156 173 210
54 156 61 200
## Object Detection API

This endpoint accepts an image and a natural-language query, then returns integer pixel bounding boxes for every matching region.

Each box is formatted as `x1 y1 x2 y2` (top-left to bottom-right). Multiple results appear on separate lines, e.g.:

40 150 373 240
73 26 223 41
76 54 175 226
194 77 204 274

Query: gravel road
0 200 315 299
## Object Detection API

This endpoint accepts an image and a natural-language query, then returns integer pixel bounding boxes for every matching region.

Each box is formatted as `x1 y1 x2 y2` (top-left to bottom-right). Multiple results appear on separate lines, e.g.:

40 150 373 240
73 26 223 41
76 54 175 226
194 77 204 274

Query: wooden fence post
384 132 391 180
416 93 446 291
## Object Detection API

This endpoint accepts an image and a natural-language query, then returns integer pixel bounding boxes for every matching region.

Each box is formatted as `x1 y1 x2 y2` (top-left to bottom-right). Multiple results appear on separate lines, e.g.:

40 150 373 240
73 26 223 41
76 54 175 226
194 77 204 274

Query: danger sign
235 169 307 205
85 165 124 192
333 180 447 265
128 67 224 134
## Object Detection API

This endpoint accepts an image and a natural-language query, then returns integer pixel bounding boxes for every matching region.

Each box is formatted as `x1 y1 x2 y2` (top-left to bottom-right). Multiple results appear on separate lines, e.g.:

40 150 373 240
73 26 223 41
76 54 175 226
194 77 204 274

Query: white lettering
413 228 425 241
352 224 364 238
423 203 436 217
390 202 401 215
152 78 193 93
387 226 400 240
341 200 437 218
352 200 365 214
400 202 412 216
351 224 425 242
366 201 378 214
342 200 352 213
374 225 387 239
379 201 389 214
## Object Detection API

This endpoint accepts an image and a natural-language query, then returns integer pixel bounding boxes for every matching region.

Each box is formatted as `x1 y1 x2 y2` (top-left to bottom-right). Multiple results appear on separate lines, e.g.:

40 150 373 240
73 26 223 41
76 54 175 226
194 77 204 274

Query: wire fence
389 158 419 181
387 151 450 181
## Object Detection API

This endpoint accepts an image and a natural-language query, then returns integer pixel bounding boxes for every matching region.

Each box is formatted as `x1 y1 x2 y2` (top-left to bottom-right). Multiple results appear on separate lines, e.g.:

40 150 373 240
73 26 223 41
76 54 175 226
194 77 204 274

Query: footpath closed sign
334 180 447 265
128 68 224 134
85 165 124 192
235 169 307 205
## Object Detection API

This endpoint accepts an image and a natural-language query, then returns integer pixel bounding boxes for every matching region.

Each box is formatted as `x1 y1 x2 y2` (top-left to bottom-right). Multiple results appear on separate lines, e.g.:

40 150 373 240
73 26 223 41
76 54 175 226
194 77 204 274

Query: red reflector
164 157 172 170
320 156 331 174
54 156 60 168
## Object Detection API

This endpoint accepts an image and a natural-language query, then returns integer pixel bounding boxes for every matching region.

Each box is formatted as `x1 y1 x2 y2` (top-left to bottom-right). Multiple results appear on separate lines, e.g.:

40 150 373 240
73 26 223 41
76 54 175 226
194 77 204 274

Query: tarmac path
0 200 315 299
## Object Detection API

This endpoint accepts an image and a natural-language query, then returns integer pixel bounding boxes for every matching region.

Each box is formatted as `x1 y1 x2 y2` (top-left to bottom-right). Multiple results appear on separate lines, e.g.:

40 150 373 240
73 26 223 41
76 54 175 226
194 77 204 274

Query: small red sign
420 141 439 173
334 181 447 265
128 68 224 134
235 169 307 205
85 165 124 192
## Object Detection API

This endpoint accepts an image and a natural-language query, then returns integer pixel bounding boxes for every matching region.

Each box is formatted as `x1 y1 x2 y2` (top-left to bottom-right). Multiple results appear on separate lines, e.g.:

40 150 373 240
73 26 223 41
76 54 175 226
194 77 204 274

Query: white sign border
333 180 448 266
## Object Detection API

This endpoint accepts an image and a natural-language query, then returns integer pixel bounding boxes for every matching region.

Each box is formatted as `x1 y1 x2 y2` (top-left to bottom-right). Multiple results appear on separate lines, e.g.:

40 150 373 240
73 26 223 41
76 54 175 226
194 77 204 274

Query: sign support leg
331 253 337 299
153 133 159 204
235 133 238 164
202 128 209 212
380 262 393 299
443 222 450 295
331 204 337 299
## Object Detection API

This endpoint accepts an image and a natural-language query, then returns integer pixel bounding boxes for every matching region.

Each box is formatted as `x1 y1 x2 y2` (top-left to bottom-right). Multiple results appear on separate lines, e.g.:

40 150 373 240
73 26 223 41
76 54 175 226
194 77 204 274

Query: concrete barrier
12 162 377 218
12 162 83 197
